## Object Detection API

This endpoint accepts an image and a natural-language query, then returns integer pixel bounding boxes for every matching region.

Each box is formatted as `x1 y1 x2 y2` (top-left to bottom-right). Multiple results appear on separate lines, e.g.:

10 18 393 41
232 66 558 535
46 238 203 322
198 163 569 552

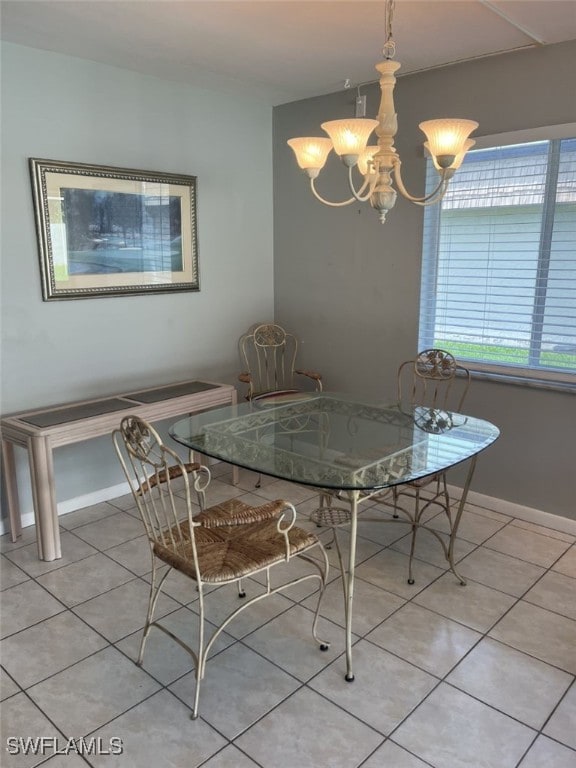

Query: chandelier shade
357 145 380 177
419 119 479 167
286 0 479 222
287 137 333 177
425 138 476 172
320 118 379 165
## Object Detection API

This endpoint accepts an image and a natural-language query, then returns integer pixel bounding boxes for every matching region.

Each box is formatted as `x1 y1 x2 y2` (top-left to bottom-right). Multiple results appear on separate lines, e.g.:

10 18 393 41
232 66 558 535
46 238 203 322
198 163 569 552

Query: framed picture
29 158 199 300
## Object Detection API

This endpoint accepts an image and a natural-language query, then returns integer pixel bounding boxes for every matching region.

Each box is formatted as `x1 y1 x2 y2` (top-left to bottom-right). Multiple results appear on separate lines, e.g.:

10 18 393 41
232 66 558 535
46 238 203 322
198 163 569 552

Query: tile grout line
2 484 575 767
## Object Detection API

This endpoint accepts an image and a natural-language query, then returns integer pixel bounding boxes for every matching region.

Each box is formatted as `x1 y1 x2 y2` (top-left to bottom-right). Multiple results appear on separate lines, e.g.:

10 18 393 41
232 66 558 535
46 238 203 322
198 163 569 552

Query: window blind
419 137 576 388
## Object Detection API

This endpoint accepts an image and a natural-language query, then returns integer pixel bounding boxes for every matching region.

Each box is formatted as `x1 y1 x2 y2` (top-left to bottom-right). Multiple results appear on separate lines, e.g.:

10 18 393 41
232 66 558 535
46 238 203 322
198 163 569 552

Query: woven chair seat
251 388 299 401
193 498 281 528
154 515 317 583
406 472 441 488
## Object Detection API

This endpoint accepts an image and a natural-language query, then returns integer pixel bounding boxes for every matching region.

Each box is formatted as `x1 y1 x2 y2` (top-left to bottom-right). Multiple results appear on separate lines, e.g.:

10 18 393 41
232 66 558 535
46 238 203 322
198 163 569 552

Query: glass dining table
170 392 500 682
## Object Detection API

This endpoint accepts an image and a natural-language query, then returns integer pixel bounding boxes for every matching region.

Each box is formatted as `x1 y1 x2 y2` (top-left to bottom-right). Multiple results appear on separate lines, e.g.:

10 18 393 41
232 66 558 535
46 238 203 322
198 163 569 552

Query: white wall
273 41 576 520
1 43 275 514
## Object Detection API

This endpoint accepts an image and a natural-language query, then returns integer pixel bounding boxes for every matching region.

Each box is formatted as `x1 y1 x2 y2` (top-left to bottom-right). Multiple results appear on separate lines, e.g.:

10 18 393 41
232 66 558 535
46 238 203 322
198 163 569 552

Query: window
419 128 576 390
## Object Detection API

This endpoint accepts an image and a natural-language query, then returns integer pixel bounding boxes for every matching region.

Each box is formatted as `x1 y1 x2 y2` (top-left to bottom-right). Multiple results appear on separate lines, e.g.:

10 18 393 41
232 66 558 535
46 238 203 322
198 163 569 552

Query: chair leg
309 545 331 652
192 587 207 720
323 530 336 551
442 473 452 524
407 489 420 585
407 525 418 585
316 492 325 528
189 544 331 719
237 578 246 598
138 560 171 665
392 486 400 518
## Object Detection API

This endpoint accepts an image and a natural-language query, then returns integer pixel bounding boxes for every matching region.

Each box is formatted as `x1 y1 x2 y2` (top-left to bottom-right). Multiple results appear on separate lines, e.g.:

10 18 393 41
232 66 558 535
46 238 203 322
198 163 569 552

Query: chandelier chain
383 0 396 59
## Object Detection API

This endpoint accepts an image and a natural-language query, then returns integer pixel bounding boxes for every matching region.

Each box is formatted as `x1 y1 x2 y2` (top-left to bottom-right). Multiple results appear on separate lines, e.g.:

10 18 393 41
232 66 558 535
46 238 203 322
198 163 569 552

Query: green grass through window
434 340 576 371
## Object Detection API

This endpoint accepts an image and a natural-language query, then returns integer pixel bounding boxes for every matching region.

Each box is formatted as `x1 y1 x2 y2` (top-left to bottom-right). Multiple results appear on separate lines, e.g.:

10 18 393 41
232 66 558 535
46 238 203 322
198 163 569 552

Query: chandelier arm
310 178 356 207
404 180 450 207
392 159 448 203
347 166 377 202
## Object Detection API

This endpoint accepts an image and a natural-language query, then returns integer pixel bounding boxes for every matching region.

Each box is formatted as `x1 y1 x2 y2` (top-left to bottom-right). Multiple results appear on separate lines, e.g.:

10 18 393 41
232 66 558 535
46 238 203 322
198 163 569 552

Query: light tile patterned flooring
1 464 575 768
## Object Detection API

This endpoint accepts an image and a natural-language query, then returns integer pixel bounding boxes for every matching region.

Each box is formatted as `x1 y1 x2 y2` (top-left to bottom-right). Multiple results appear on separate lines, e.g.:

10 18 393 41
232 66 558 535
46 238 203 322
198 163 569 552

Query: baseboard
2 479 575 539
0 481 131 537
447 483 576 536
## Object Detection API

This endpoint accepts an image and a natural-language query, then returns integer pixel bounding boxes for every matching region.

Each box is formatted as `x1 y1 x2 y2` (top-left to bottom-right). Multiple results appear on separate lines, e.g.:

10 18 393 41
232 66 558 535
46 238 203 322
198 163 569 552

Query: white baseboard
2 479 575 538
58 482 132 515
447 483 576 536
0 481 131 537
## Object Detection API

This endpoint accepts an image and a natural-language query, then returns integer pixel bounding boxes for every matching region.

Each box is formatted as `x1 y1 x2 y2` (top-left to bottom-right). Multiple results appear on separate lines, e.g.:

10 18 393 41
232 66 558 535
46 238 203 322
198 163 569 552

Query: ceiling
2 1 576 105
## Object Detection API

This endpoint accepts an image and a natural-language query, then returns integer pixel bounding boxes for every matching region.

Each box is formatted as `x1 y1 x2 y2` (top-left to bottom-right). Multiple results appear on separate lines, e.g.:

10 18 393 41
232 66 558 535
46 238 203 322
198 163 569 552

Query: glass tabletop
169 392 500 492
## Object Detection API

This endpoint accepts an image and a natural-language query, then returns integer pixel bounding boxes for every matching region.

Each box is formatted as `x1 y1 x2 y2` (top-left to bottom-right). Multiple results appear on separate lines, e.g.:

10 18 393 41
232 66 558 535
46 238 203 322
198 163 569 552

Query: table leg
1 439 22 542
447 454 478 585
344 490 360 682
28 436 60 561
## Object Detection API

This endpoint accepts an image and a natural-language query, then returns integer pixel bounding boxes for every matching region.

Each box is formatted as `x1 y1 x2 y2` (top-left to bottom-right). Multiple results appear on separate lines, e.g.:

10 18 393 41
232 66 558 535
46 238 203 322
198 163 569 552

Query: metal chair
238 322 323 487
238 323 322 401
113 415 329 720
393 348 471 583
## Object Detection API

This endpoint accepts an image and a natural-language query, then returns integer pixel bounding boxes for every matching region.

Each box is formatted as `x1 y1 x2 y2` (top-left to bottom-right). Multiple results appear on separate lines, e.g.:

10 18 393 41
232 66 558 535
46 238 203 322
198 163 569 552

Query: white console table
1 380 236 561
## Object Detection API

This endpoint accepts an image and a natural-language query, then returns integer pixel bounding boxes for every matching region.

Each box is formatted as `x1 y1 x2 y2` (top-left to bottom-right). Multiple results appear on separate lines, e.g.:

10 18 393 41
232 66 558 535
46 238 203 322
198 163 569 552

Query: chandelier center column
374 59 401 168
370 59 402 222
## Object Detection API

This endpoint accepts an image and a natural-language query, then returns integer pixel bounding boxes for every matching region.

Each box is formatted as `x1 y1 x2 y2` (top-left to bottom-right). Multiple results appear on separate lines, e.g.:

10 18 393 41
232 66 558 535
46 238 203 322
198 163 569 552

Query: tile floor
1 464 575 768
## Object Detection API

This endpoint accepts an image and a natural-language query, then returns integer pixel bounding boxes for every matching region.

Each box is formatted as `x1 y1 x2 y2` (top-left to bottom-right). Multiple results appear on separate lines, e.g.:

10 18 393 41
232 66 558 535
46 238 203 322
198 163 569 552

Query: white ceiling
2 1 576 105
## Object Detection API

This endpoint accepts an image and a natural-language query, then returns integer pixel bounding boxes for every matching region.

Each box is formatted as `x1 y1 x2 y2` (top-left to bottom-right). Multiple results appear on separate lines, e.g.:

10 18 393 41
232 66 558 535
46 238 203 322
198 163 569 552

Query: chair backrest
239 323 299 398
397 348 471 412
112 416 210 557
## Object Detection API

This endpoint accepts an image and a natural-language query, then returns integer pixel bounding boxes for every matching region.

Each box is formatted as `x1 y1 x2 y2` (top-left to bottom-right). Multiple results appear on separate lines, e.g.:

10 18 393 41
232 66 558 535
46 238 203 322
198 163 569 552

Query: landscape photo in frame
29 158 199 300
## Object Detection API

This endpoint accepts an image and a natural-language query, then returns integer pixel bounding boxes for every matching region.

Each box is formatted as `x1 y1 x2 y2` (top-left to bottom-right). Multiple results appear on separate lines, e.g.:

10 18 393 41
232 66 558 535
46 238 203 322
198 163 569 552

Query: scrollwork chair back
239 323 322 400
398 348 471 412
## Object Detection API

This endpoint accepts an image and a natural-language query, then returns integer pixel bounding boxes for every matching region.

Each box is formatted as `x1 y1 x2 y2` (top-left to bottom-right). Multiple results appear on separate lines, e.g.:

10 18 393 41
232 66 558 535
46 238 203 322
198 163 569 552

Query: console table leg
1 439 22 542
29 436 60 561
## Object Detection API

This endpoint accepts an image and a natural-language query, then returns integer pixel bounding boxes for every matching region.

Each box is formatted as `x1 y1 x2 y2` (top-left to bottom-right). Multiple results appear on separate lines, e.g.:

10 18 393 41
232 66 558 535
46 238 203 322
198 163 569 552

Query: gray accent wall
273 41 576 520
1 43 274 517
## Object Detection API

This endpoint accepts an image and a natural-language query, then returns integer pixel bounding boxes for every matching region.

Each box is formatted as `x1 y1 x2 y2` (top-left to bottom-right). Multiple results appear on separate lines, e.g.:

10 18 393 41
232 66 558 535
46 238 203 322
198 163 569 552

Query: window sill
468 368 576 394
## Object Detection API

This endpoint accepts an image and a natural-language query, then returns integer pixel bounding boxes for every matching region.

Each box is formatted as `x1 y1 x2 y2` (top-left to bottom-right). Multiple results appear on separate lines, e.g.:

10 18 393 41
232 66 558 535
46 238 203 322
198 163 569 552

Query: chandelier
287 0 478 223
